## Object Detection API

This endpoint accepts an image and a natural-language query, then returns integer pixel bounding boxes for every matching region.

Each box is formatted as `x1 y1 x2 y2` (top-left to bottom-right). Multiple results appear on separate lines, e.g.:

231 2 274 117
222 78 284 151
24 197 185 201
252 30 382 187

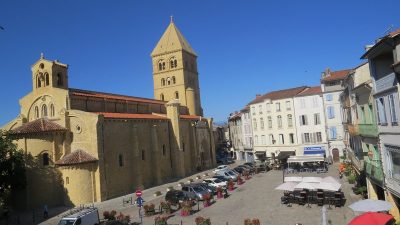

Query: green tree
0 130 26 212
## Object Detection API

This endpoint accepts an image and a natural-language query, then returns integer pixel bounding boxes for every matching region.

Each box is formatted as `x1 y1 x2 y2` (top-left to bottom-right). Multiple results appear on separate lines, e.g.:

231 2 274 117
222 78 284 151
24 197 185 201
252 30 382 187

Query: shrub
143 203 155 216
195 216 211 225
348 174 356 184
155 216 168 225
154 191 162 196
160 201 172 214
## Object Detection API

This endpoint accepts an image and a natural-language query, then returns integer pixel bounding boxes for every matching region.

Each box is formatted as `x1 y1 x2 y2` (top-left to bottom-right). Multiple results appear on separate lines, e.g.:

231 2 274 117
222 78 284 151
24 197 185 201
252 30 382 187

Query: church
2 19 216 210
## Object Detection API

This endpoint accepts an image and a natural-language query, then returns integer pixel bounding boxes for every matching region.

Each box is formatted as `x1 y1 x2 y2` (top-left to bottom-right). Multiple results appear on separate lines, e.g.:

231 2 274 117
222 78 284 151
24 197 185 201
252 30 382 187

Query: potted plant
252 219 260 225
180 200 192 216
216 187 224 199
228 179 235 191
203 193 213 207
160 201 172 214
348 174 356 184
195 216 211 225
244 218 260 225
155 216 168 225
244 170 250 180
237 175 244 185
143 203 156 216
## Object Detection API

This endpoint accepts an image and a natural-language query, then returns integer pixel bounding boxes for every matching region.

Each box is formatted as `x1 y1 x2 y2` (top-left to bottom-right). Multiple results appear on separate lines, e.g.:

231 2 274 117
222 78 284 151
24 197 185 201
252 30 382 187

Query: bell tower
31 53 68 91
151 17 203 116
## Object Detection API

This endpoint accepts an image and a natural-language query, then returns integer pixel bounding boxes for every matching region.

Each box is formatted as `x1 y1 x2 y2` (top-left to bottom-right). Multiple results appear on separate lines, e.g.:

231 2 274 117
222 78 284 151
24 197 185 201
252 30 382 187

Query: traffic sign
135 189 142 197
136 196 144 207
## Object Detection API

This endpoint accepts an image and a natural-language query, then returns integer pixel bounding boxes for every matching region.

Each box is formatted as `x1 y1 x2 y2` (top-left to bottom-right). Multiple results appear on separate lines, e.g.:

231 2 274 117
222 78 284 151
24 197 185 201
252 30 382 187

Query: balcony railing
365 160 384 184
347 148 364 172
347 124 359 136
358 124 378 137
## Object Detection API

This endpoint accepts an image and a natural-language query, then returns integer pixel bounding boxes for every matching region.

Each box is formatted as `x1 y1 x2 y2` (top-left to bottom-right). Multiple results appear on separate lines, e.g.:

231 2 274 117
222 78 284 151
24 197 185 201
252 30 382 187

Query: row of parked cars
165 161 267 205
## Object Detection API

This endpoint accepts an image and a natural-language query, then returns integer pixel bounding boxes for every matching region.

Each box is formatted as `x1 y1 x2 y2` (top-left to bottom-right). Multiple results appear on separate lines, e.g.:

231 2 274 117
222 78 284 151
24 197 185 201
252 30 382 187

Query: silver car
215 169 238 181
181 184 210 201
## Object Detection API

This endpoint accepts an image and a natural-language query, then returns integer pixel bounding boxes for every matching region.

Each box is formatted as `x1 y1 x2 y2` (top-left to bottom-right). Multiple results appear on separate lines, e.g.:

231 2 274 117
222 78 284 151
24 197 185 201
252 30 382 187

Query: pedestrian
43 204 48 219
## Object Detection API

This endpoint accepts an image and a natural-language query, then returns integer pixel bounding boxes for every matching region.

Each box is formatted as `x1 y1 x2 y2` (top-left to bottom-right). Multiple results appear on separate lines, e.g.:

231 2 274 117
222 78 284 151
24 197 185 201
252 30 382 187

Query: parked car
165 190 191 205
58 208 99 225
244 162 255 168
238 164 255 173
197 183 217 195
181 184 210 201
233 166 246 175
203 178 227 188
213 165 229 173
212 175 230 182
215 169 238 181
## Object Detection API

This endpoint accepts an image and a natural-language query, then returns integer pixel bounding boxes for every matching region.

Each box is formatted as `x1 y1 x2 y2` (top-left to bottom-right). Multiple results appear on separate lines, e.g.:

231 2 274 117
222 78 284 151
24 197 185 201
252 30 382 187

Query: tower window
167 78 171 85
43 153 49 166
161 78 165 86
39 63 44 69
160 93 164 101
142 150 145 160
50 104 55 117
119 154 124 167
37 76 41 88
172 76 176 84
57 73 63 86
41 105 48 117
170 58 178 68
35 106 39 119
174 59 177 68
45 73 49 86
175 91 179 99
66 177 69 185
158 62 162 71
162 145 166 156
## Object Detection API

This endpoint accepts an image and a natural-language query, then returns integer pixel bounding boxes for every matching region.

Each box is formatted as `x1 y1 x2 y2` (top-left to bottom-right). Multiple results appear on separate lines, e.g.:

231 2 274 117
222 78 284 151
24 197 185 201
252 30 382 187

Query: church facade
2 20 216 210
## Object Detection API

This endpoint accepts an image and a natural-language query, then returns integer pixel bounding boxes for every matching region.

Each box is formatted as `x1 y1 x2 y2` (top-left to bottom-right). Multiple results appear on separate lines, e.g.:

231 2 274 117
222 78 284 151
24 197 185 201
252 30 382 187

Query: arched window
175 91 179 99
167 78 171 85
50 104 55 117
158 62 162 71
35 106 39 119
37 76 41 88
41 105 48 117
161 78 165 86
160 93 164 101
45 73 49 86
43 153 49 166
260 118 264 130
288 114 293 127
172 76 176 84
118 154 124 167
170 59 174 68
66 177 69 185
268 116 272 128
277 115 282 128
162 62 166 70
162 145 166 156
174 59 177 68
57 73 63 86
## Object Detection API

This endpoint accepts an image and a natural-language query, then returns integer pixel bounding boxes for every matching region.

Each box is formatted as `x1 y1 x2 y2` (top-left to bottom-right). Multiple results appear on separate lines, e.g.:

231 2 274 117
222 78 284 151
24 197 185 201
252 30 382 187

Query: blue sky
0 0 399 126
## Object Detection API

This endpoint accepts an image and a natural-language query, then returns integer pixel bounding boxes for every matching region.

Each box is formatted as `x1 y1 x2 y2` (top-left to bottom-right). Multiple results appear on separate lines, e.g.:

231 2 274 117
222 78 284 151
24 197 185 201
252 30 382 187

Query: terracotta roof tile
69 88 166 105
96 112 169 120
389 28 400 38
180 115 207 121
10 118 67 135
55 149 98 166
296 86 322 96
249 86 308 105
321 69 351 82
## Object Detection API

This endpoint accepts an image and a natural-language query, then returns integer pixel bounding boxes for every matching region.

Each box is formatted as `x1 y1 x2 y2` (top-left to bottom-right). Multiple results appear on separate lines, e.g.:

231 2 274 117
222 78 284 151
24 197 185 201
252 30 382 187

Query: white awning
287 155 325 163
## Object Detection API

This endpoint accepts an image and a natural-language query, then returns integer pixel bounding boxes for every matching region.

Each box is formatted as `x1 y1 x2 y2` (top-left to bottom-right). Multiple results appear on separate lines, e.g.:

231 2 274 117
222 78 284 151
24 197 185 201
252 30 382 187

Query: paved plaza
36 164 361 225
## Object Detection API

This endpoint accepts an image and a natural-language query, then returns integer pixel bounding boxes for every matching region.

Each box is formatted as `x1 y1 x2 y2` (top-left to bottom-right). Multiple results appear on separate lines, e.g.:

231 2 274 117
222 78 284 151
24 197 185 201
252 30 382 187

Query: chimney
365 45 373 52
256 94 261 98
322 67 331 78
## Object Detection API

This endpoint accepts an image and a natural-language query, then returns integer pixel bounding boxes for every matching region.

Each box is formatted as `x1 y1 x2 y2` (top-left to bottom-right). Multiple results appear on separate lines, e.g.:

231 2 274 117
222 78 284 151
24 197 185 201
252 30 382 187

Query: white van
58 208 100 225
215 168 238 181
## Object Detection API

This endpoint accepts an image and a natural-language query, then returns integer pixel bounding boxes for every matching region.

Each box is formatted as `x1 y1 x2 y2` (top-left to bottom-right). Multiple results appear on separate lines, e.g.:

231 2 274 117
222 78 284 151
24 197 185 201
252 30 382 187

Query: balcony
347 148 364 173
358 124 378 137
365 160 384 185
347 124 359 136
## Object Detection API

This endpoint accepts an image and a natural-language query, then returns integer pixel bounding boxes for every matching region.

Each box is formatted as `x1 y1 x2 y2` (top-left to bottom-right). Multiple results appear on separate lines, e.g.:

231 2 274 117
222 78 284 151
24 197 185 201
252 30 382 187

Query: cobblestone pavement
35 163 361 225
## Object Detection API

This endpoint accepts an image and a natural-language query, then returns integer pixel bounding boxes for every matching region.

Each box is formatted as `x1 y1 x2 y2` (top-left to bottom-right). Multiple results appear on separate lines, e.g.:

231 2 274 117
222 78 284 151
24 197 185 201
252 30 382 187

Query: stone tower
151 18 203 116
31 53 68 91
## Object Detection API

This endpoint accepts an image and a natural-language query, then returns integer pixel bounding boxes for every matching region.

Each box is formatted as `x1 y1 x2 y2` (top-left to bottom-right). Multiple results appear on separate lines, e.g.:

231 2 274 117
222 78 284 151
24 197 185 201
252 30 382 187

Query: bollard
197 200 200 211
181 220 183 225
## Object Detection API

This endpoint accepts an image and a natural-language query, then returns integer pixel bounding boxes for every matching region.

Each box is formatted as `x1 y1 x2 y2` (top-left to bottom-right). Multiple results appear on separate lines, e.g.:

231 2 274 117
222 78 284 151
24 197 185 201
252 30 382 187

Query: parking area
40 163 361 225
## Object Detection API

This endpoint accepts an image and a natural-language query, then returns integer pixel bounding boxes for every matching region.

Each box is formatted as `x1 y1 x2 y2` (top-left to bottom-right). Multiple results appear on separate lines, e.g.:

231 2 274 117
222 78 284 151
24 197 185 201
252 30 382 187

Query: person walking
43 205 48 219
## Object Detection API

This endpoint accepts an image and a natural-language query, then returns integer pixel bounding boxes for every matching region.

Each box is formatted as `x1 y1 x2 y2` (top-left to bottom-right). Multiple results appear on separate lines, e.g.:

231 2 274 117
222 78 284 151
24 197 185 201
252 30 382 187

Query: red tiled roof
180 115 206 121
10 118 67 135
389 28 400 38
296 86 322 96
55 149 98 166
321 69 351 82
69 88 166 105
362 28 400 59
96 112 169 120
249 86 308 104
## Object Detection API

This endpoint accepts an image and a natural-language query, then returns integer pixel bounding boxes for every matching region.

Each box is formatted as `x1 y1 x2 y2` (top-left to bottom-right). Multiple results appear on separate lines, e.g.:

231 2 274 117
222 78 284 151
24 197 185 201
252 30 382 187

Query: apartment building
293 86 329 158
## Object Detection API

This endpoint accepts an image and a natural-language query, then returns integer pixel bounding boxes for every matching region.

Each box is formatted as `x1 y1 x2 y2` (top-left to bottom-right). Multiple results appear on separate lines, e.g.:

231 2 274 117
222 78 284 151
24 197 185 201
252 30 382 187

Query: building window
260 118 264 130
258 105 263 114
329 127 337 140
261 135 266 145
269 134 274 145
376 97 387 125
41 105 48 117
253 118 257 131
254 135 258 145
368 104 374 124
326 106 335 119
57 73 63 86
158 60 166 71
276 103 281 112
252 106 255 115
268 116 272 128
37 76 41 88
170 58 178 68
175 91 179 99
314 113 321 125
360 106 366 123
43 153 49 166
300 98 306 108
167 77 171 85
141 150 145 160
35 106 39 119
388 94 398 126
277 115 282 128
287 114 293 127
266 103 271 113
303 133 310 143
119 154 124 167
162 145 166 156
279 134 284 144
312 96 319 107
289 133 294 144
161 78 165 86
286 101 291 110
385 145 400 181
316 132 322 142
182 142 185 152
45 73 49 86
50 104 55 117
300 115 308 125
66 177 69 185
172 76 176 84
326 94 333 101
160 93 165 101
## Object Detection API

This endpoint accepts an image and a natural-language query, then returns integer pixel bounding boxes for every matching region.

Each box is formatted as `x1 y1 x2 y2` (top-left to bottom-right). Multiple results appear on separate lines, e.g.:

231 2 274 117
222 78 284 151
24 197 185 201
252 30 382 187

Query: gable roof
151 20 196 57
55 149 98 166
248 86 308 105
10 118 67 135
296 86 322 96
69 88 166 105
321 69 351 82
361 28 400 59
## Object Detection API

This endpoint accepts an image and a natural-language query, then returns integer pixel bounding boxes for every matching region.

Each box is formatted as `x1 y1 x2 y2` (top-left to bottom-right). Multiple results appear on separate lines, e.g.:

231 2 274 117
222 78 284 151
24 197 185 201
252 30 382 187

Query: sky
1 0 400 126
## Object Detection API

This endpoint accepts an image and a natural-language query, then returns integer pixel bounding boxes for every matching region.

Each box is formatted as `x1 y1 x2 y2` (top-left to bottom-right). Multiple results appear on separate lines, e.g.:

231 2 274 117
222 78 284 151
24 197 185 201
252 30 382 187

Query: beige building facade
2 20 216 210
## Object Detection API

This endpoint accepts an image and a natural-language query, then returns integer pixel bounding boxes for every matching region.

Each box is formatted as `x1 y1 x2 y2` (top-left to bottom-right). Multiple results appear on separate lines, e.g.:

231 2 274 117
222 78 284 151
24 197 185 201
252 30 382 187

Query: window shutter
301 133 305 143
305 115 308 125
332 127 337 139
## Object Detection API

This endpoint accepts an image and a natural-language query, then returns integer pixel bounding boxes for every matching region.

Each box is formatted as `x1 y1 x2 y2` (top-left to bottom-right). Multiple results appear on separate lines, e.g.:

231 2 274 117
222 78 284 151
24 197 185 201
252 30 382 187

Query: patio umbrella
314 181 341 191
302 176 322 183
348 212 394 225
275 182 297 191
349 199 392 212
284 176 303 182
294 182 316 190
321 176 340 185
